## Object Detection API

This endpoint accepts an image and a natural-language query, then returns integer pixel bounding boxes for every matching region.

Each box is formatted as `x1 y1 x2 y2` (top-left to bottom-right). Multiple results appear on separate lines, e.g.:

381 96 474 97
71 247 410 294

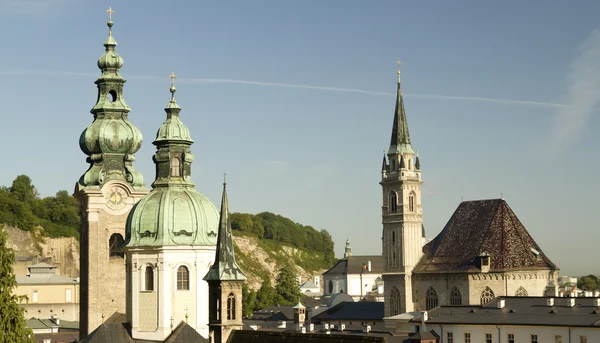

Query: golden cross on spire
396 58 402 82
169 72 177 87
223 172 227 185
107 7 114 21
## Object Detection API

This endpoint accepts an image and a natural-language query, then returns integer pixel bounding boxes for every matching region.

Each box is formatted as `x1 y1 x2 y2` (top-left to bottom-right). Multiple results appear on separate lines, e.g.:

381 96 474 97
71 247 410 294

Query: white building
323 254 384 301
407 296 600 343
300 275 322 296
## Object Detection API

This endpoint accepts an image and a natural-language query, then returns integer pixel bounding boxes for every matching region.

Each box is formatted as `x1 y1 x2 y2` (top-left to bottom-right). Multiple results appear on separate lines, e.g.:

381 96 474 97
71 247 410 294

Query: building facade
381 67 559 317
323 253 384 301
74 11 148 338
15 263 80 321
123 76 219 340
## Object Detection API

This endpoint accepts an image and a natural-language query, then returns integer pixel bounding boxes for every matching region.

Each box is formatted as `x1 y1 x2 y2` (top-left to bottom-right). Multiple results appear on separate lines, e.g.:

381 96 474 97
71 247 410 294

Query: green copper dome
125 188 219 247
125 74 218 247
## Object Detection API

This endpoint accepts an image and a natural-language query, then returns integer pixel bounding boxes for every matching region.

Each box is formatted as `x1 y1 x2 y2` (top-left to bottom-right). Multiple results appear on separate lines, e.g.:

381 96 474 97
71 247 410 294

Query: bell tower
74 8 148 338
381 60 423 316
204 179 247 343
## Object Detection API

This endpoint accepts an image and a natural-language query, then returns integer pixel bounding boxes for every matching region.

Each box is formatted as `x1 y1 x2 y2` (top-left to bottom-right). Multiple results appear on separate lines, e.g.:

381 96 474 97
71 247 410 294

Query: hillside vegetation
1 175 336 288
0 175 79 239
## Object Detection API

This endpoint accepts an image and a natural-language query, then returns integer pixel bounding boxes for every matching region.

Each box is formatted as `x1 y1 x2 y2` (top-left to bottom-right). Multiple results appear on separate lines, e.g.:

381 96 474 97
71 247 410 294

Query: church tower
124 74 219 340
74 8 148 338
381 61 423 316
204 179 247 343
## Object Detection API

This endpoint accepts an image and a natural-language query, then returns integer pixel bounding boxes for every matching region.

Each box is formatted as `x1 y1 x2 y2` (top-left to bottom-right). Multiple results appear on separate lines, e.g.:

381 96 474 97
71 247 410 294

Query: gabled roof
324 256 383 275
414 199 558 273
83 320 207 343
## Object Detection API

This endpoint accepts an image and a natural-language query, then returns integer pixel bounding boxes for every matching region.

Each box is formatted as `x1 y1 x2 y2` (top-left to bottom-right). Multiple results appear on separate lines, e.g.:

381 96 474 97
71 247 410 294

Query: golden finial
396 58 401 82
106 7 114 35
184 307 189 323
169 72 177 102
101 313 105 324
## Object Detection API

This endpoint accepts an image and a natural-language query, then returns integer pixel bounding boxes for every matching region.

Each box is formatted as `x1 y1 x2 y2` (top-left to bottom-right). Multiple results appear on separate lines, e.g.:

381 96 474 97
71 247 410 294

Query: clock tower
74 9 148 339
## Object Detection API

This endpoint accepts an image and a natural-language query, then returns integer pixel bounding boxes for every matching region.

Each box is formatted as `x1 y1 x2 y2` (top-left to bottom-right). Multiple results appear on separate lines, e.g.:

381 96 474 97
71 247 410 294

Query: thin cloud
0 69 566 108
550 28 600 152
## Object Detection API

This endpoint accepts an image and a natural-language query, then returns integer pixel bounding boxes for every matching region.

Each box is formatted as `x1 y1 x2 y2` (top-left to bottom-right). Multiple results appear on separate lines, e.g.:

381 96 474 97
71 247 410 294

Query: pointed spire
388 59 414 155
381 153 387 173
204 178 247 281
415 150 421 170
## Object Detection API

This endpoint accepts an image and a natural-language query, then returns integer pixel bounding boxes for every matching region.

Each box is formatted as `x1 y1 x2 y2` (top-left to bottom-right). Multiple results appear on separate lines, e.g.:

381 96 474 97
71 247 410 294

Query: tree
0 225 35 343
255 279 276 309
274 263 301 306
578 275 599 291
9 175 38 204
241 283 256 317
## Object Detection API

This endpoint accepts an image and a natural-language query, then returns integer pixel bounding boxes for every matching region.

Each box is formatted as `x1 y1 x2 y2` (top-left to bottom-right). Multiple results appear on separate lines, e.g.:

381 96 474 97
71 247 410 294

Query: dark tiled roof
229 330 387 343
83 321 207 343
34 332 79 343
414 199 557 273
324 256 384 275
410 297 600 327
407 330 439 340
312 302 384 322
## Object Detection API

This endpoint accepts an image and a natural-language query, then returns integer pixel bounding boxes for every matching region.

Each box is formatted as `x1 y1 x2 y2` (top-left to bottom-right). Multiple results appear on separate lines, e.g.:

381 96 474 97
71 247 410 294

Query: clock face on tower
106 187 128 211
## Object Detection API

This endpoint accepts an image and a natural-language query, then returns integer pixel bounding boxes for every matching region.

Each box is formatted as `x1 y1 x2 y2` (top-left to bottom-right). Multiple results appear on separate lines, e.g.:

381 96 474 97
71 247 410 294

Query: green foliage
578 275 599 291
255 278 277 309
0 226 35 343
0 175 80 239
275 262 302 306
231 211 336 270
241 283 256 317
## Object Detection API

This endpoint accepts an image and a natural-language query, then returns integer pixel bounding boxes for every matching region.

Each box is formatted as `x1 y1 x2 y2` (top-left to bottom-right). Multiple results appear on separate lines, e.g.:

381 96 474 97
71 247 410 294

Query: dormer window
480 252 491 272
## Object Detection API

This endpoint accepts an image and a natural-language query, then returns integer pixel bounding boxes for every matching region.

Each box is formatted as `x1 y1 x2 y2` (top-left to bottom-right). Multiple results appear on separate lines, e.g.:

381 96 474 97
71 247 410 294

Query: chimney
420 311 428 332
324 323 329 330
367 261 372 272
301 327 306 334
363 325 371 333
309 323 314 332
595 298 600 307
497 299 505 309
547 298 554 307
568 298 576 307
340 324 346 331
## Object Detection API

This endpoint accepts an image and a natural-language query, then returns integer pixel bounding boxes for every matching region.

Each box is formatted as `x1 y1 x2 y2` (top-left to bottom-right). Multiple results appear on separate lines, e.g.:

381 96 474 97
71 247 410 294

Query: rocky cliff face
5 226 324 291
5 226 80 278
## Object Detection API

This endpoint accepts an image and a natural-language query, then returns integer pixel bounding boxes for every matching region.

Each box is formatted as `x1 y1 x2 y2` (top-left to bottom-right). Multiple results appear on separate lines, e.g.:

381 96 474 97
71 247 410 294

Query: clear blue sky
1 0 599 276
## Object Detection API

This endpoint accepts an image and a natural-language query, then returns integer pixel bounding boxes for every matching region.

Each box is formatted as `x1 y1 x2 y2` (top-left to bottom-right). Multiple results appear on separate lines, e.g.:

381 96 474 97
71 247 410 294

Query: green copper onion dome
125 74 219 247
78 9 145 189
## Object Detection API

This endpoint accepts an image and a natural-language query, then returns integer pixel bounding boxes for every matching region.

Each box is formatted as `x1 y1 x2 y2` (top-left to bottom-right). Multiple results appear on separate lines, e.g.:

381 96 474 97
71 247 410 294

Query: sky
0 0 599 277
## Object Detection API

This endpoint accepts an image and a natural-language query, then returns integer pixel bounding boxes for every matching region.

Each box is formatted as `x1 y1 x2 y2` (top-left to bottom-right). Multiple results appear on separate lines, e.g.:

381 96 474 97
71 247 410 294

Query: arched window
426 287 438 310
171 157 181 177
392 231 396 243
227 293 236 320
480 287 495 305
389 286 403 316
177 266 189 290
408 159 412 170
390 192 398 213
328 280 333 294
450 287 462 305
409 192 416 212
144 266 154 291
515 286 528 297
109 233 124 258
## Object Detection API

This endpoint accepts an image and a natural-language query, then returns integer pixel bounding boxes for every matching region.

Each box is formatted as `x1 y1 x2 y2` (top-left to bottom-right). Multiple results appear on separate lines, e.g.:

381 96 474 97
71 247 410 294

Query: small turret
344 239 352 258
415 150 421 170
